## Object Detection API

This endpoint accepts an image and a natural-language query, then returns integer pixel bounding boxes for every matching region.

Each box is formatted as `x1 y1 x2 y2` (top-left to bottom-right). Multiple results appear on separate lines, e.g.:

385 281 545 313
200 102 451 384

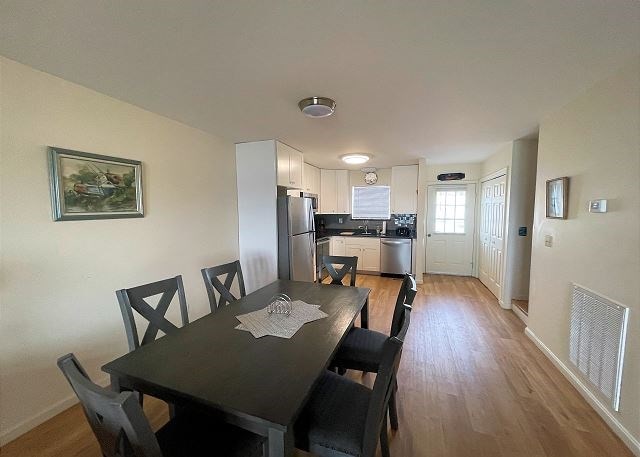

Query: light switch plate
544 235 553 247
589 199 607 213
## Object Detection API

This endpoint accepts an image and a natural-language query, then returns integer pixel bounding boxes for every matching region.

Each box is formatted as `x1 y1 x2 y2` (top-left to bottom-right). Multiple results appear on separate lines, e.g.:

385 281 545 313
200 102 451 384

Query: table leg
361 296 369 329
110 374 123 392
266 427 294 457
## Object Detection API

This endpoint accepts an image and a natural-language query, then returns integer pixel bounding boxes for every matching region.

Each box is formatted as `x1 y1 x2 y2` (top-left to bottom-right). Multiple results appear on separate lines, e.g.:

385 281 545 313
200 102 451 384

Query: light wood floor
1 275 632 457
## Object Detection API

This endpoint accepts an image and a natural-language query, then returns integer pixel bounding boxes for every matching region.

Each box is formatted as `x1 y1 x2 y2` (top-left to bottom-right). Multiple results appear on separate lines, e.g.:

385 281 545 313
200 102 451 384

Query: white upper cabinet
336 170 350 214
276 142 303 188
320 169 350 214
391 165 418 214
320 169 337 213
303 163 321 195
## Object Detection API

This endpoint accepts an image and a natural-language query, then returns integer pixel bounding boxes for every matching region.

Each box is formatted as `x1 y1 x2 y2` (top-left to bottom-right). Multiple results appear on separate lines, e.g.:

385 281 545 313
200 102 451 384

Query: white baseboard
0 374 109 446
525 327 640 456
512 305 528 324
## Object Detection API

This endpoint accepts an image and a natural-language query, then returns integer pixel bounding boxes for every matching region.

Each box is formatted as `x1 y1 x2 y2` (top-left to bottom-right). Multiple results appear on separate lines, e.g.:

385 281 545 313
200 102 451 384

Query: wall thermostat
589 199 607 213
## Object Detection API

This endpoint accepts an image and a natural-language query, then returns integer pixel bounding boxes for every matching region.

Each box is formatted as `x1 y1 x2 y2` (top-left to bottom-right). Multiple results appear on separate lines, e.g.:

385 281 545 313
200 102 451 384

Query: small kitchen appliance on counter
395 227 411 237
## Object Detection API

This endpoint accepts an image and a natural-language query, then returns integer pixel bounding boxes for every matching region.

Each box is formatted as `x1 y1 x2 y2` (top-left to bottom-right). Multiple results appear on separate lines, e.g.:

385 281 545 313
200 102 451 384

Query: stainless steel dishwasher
380 238 412 275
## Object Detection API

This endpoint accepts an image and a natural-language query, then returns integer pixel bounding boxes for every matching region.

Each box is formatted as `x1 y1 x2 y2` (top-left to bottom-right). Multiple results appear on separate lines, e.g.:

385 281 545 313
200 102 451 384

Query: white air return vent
569 284 629 411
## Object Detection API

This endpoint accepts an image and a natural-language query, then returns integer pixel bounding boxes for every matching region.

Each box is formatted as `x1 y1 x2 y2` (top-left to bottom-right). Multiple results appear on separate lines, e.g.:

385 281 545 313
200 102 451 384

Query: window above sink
351 186 390 220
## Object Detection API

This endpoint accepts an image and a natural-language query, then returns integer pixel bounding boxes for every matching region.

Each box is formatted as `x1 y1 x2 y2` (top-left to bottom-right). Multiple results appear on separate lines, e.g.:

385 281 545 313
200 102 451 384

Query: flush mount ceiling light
341 153 370 165
298 96 336 118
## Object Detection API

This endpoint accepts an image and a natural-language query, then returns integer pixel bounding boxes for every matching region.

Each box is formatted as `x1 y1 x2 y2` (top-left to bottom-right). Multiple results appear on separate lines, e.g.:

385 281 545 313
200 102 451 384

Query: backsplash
316 213 417 232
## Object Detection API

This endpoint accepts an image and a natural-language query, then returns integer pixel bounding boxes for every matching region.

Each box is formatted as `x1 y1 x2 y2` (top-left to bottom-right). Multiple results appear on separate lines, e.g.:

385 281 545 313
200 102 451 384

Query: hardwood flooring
1 275 632 457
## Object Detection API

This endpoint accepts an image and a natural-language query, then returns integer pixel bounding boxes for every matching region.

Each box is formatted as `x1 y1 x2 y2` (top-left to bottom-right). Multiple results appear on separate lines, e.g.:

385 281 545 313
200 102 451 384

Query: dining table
102 279 370 457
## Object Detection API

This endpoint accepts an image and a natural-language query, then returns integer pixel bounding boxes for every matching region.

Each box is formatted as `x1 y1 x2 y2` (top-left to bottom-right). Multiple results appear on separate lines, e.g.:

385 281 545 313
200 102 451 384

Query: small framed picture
546 177 569 219
48 147 144 221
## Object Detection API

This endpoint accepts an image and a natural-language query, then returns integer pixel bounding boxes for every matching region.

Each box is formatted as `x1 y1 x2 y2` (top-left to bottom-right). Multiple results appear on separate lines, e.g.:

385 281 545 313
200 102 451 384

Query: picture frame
546 176 569 219
48 147 144 221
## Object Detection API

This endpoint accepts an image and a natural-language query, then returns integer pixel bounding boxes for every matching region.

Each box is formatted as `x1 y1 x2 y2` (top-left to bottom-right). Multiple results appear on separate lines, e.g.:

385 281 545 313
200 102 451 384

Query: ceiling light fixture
341 154 370 165
298 96 336 118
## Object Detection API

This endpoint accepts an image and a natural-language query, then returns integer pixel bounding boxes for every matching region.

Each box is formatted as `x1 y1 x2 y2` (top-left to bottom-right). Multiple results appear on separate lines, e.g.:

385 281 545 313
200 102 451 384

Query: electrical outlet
338 217 343 224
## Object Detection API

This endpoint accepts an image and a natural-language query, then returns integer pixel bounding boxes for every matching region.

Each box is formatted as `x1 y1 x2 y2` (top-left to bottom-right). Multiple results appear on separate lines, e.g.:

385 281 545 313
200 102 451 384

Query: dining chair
116 276 189 352
57 353 265 457
294 308 411 457
331 273 417 430
201 260 246 313
321 255 358 286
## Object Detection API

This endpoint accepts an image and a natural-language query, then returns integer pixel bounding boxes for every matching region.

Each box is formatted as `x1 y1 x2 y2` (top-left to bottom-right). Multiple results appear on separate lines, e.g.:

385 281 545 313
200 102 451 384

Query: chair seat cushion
156 412 264 457
333 327 387 373
295 371 371 457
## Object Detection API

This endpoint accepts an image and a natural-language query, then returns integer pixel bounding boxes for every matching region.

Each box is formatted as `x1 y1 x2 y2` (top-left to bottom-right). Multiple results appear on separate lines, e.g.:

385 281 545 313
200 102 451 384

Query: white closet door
478 175 506 300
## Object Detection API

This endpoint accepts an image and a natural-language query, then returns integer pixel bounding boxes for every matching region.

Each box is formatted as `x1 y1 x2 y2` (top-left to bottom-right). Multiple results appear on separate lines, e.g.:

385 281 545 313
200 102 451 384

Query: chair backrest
116 276 189 351
362 308 411 457
390 274 417 337
57 354 162 457
321 255 358 286
201 260 246 313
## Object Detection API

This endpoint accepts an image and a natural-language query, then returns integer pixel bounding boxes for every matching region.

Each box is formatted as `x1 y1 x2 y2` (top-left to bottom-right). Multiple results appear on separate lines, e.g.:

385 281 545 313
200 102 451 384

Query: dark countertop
316 229 416 241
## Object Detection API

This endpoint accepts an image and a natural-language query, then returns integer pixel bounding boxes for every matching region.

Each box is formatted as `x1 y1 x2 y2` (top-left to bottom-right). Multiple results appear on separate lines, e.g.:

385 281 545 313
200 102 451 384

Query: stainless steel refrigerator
277 196 316 282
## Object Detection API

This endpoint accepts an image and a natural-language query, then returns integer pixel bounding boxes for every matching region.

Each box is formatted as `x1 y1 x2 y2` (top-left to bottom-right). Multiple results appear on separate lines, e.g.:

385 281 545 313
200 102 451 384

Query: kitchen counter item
395 227 410 237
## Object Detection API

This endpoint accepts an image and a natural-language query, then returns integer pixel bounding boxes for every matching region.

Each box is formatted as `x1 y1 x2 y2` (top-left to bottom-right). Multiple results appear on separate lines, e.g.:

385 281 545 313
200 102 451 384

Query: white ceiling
1 1 638 169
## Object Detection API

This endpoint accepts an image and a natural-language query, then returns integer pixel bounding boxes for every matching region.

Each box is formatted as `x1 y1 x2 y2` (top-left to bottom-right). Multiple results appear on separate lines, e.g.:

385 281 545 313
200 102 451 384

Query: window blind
351 186 390 220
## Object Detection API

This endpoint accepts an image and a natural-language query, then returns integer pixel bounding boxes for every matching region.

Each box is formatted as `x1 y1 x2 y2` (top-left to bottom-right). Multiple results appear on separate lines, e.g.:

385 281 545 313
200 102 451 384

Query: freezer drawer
380 238 412 275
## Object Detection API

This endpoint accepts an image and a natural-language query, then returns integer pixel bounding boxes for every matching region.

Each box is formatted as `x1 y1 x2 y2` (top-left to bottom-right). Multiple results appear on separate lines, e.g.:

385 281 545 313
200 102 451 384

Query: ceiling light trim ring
298 96 336 118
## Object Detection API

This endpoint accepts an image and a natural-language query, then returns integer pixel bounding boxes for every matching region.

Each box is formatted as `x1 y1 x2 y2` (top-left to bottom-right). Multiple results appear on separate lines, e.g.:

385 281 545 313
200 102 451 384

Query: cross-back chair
201 260 246 313
57 353 265 457
116 275 189 352
332 273 417 430
321 255 358 286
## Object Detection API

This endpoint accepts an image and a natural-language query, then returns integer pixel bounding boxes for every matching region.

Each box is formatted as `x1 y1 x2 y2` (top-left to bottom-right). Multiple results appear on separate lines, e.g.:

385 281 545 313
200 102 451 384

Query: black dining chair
116 276 189 352
57 353 265 457
332 273 417 430
321 255 358 286
201 260 246 313
294 308 411 457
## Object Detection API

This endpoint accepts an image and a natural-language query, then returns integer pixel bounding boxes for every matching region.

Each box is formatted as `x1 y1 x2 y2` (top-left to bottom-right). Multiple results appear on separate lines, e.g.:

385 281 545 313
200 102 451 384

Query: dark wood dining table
103 279 370 457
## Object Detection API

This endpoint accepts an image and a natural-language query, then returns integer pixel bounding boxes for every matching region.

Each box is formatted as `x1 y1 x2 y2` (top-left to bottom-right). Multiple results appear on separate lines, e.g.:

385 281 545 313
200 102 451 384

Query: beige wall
0 57 239 443
528 57 640 448
481 142 512 177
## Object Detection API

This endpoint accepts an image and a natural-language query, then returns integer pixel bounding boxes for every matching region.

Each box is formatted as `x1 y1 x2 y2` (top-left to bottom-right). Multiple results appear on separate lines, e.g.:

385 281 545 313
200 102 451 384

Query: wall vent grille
569 284 629 411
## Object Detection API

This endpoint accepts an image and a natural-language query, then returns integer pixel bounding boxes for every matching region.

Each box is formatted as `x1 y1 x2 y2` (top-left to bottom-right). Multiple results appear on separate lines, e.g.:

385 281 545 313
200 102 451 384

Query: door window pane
434 189 466 234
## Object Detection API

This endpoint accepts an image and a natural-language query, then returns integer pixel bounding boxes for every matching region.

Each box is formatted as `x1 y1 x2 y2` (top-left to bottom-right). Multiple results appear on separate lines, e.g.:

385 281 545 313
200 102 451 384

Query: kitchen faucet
358 224 370 234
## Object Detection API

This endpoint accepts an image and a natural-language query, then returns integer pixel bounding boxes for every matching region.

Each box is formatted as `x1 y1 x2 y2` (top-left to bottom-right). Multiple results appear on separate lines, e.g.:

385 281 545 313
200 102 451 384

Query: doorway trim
478 167 511 309
424 179 480 278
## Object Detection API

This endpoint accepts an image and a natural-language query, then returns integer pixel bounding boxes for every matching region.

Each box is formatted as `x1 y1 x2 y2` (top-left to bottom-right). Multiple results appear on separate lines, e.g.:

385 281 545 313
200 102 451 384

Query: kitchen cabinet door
320 169 337 213
303 163 313 192
330 236 345 256
312 165 321 195
345 245 361 262
361 247 380 271
276 143 291 187
276 142 303 189
289 148 303 188
336 170 350 214
391 165 418 213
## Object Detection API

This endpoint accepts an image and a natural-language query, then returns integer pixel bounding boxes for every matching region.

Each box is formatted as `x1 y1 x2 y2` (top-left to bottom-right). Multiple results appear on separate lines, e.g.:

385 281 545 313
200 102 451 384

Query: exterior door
478 175 507 300
426 184 476 275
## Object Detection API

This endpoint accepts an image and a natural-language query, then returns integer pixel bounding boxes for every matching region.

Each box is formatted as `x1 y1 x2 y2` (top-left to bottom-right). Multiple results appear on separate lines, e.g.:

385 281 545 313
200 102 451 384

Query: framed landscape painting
48 147 144 221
